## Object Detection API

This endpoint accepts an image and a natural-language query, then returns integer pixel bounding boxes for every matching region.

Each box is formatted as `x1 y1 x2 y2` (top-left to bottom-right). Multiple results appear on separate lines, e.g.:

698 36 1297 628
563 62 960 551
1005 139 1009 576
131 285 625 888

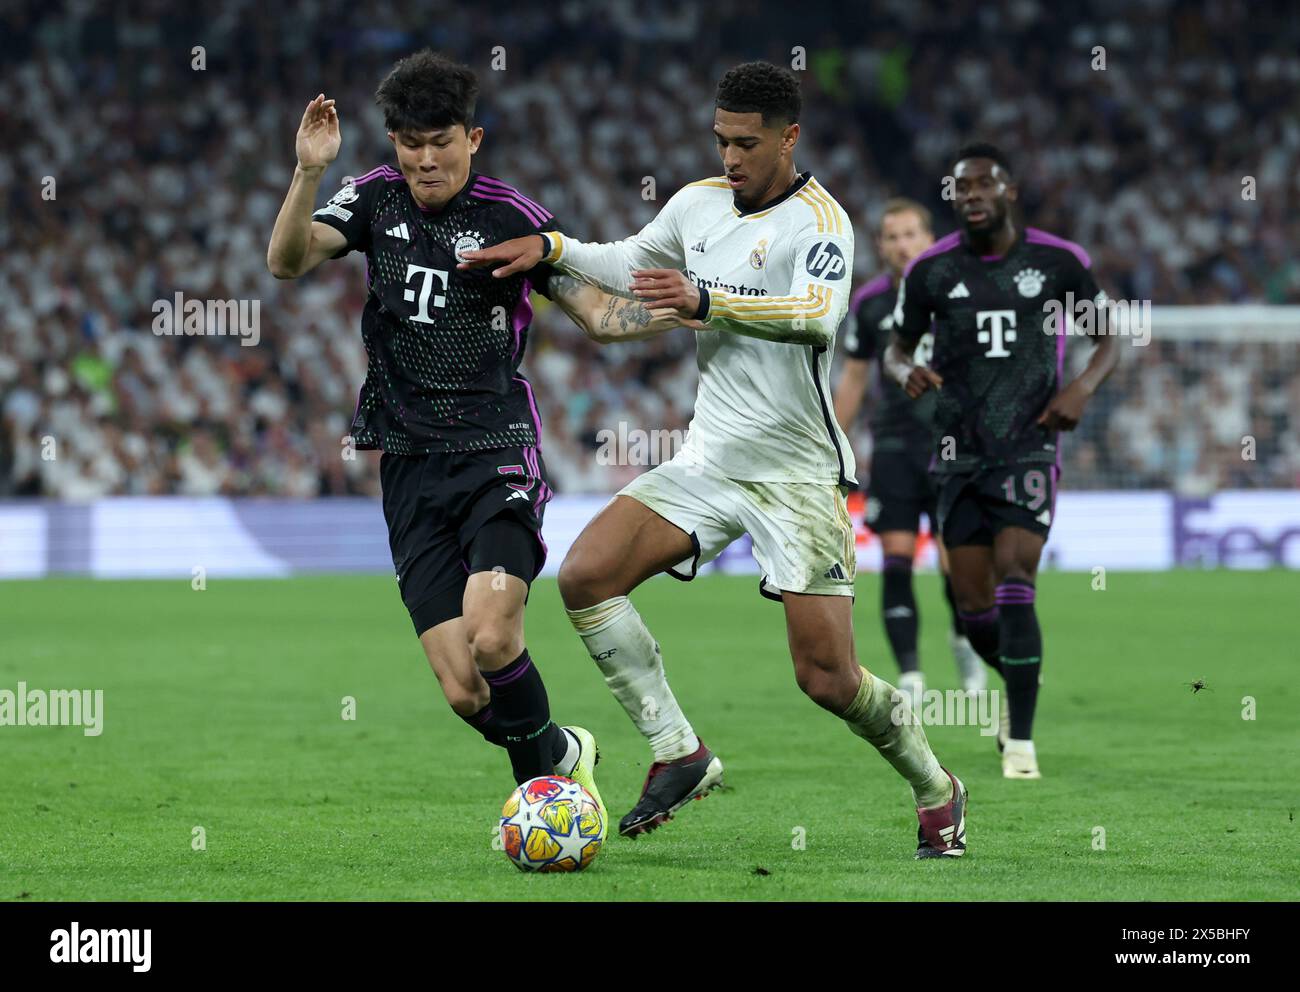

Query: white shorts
617 451 857 600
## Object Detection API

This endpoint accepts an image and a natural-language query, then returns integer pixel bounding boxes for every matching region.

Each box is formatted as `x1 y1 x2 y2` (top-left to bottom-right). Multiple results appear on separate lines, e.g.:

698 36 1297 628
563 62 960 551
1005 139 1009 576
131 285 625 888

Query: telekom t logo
976 309 1016 357
403 264 448 323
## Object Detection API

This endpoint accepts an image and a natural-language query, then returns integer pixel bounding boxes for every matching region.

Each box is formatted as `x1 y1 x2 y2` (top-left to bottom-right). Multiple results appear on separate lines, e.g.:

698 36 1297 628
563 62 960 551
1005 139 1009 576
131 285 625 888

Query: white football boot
950 631 987 693
1002 738 1041 779
557 726 605 824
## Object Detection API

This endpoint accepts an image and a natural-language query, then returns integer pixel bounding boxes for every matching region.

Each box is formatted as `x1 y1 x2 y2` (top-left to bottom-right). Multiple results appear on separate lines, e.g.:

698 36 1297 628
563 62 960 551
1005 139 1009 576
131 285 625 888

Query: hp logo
805 241 847 280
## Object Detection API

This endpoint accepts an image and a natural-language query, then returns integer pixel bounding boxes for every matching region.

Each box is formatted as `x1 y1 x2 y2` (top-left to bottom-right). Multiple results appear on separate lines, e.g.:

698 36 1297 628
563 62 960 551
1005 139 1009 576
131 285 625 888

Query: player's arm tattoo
548 271 675 343
547 272 588 301
546 272 604 336
597 295 656 338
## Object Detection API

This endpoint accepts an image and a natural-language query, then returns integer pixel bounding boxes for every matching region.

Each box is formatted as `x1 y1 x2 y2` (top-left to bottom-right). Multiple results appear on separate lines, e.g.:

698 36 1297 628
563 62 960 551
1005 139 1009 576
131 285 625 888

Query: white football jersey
546 172 856 485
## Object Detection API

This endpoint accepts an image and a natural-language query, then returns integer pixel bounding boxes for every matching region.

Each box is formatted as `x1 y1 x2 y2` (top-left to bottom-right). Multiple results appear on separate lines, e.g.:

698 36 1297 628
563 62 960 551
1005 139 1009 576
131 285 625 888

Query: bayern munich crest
453 230 486 263
1014 267 1045 297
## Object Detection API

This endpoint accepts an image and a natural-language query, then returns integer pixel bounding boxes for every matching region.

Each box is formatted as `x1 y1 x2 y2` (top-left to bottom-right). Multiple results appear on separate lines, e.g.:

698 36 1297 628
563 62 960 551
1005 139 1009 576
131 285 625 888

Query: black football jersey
312 166 562 454
843 272 936 454
892 227 1103 474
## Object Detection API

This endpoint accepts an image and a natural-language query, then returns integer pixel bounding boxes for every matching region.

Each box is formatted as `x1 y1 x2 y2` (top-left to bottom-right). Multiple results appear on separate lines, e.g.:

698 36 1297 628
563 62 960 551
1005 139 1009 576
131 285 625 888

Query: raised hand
297 94 341 171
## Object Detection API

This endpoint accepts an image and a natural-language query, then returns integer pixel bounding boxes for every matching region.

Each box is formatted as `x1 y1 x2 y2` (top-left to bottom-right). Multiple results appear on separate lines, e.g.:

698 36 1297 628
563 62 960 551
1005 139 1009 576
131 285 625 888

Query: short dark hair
953 142 1013 177
879 197 933 234
716 61 801 127
376 49 478 134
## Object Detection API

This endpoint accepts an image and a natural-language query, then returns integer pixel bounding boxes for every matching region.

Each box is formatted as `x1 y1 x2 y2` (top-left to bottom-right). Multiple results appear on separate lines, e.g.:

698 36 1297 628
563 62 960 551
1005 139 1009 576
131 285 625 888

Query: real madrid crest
750 239 769 270
453 230 487 263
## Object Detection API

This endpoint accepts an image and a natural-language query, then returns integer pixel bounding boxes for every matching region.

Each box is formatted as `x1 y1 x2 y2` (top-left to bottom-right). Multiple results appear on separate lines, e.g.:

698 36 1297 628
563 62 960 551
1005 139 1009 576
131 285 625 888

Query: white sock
566 596 698 762
554 728 580 776
842 667 951 808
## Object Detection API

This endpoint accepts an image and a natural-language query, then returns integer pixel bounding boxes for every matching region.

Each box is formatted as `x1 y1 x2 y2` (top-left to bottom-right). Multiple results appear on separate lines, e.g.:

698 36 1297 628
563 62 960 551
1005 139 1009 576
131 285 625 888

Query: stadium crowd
2 0 1297 500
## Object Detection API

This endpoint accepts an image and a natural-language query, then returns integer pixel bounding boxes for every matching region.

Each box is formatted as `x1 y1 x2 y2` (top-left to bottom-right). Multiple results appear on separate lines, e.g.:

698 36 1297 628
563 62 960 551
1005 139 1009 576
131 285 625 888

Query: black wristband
693 286 711 321
536 233 551 257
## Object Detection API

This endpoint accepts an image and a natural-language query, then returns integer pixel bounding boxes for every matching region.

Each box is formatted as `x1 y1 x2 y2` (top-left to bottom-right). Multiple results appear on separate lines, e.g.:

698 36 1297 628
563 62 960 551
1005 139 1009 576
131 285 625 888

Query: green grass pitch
2 571 1297 901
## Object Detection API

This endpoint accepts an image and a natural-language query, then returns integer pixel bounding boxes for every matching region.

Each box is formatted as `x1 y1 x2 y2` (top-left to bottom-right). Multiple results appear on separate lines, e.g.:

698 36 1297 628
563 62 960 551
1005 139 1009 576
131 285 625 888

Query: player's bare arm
832 357 871 432
1037 329 1119 431
267 94 347 279
594 295 705 342
885 332 943 398
547 273 702 343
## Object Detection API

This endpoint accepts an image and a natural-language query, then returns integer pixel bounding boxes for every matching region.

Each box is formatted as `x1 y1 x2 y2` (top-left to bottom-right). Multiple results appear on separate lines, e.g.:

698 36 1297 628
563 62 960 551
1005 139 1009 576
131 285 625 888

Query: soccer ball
499 775 605 872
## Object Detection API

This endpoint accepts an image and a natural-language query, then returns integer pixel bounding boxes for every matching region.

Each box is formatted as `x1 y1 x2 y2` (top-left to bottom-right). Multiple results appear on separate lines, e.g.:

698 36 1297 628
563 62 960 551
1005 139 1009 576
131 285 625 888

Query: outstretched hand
458 236 545 278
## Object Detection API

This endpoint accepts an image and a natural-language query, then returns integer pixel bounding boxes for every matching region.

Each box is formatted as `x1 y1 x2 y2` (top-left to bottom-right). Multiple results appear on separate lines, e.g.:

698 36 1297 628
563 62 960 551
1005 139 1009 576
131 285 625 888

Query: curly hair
375 49 478 134
715 61 801 127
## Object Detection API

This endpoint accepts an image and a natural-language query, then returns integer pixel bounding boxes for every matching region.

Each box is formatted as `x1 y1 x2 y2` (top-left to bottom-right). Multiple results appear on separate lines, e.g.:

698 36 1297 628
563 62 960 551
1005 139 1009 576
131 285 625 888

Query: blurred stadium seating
1 0 1297 502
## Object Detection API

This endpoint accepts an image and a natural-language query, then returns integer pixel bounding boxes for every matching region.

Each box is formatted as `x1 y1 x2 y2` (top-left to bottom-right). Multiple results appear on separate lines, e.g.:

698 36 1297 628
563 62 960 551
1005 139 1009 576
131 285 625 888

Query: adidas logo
1036 509 1051 525
939 825 956 842
690 239 706 253
884 606 915 619
385 222 411 240
948 281 970 298
824 562 847 580
507 490 530 502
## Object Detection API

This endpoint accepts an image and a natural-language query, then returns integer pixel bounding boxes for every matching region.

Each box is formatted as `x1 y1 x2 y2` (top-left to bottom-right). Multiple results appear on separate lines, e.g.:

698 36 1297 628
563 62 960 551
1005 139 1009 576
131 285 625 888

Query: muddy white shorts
618 451 856 600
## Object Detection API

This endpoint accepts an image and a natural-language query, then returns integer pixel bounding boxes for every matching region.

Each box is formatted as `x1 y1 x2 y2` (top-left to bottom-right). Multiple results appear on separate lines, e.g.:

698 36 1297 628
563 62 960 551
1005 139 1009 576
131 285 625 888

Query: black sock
943 573 964 636
460 703 563 759
881 555 919 674
459 703 506 747
458 704 568 767
481 649 565 784
957 607 1003 677
996 579 1042 740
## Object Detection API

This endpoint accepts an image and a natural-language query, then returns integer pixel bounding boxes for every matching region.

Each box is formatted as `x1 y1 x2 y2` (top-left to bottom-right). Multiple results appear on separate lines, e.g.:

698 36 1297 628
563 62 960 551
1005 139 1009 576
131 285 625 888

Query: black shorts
866 447 937 534
380 445 552 635
934 461 1058 548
